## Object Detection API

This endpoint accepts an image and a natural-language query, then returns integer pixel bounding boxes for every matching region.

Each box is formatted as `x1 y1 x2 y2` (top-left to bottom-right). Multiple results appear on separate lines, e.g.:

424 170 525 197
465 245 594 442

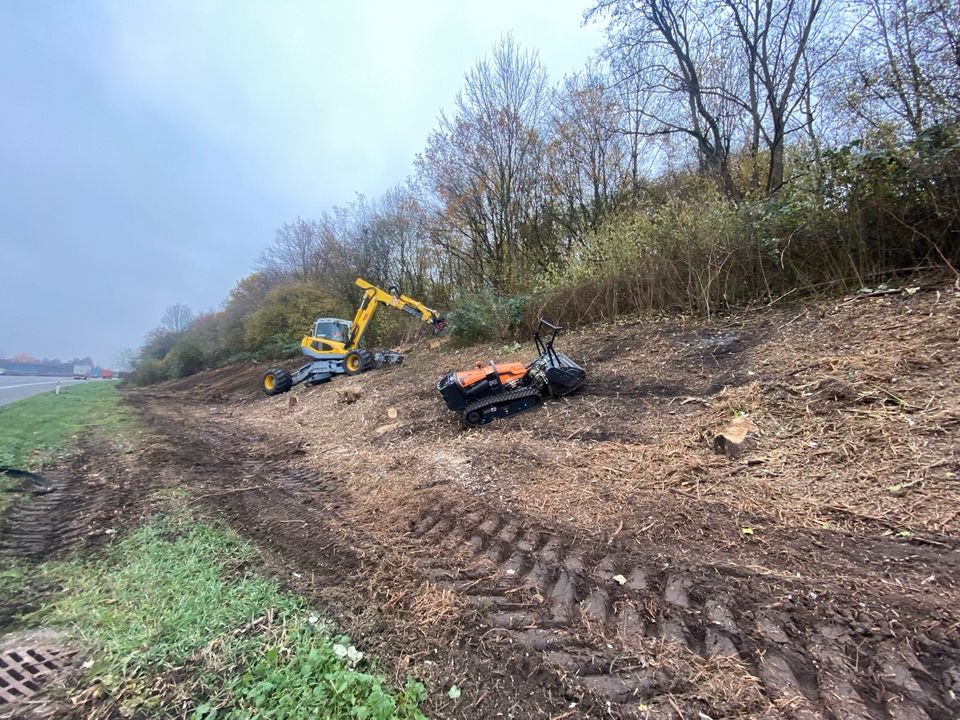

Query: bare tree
605 48 675 191
160 303 194 334
592 0 841 196
112 348 137 372
257 217 324 282
417 35 550 290
365 186 436 297
591 0 746 198
721 0 833 192
848 0 960 135
547 71 631 247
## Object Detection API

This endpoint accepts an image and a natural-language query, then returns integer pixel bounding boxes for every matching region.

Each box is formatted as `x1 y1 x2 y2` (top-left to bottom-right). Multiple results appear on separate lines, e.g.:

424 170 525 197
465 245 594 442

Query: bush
527 125 960 333
165 340 206 379
223 351 257 365
528 182 763 327
139 328 179 362
254 338 303 361
130 358 169 386
448 289 527 345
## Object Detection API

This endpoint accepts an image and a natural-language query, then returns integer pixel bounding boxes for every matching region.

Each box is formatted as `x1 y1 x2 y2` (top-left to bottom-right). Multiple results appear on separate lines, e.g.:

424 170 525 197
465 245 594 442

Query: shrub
528 182 763 327
448 289 527 345
165 340 206 379
130 358 169 386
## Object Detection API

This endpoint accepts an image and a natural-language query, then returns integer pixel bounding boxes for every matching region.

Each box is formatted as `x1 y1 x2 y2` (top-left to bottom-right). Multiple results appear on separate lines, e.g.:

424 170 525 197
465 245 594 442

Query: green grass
29 504 427 720
0 382 137 508
0 381 136 470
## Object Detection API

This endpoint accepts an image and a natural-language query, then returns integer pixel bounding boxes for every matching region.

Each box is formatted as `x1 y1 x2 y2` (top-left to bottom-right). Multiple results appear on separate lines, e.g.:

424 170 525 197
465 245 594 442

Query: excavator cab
313 319 351 342
301 318 356 359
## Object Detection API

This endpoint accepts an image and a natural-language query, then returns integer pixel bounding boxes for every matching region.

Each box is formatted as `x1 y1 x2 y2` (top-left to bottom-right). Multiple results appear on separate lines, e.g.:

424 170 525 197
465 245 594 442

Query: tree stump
713 416 760 458
339 388 362 404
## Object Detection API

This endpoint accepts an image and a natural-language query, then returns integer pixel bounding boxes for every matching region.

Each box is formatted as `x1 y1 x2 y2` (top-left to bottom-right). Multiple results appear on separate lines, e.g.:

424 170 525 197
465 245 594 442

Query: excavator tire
343 351 365 376
360 349 376 371
262 368 293 396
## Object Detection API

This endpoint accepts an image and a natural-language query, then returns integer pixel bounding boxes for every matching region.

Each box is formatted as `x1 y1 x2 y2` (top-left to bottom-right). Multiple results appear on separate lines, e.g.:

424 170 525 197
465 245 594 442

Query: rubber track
408 503 960 719
463 387 544 426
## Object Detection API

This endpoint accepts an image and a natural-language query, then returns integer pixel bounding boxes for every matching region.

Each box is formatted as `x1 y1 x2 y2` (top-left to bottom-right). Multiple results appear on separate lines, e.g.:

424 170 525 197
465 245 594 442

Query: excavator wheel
360 349 376 370
262 368 293 396
343 351 364 376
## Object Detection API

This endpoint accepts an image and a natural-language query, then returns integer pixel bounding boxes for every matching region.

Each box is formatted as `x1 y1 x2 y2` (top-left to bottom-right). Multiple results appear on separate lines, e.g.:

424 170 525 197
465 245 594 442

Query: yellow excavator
262 278 445 395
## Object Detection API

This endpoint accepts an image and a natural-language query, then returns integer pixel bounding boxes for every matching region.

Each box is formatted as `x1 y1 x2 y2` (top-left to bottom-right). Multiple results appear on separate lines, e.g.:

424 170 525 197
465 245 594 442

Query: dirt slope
132 284 960 719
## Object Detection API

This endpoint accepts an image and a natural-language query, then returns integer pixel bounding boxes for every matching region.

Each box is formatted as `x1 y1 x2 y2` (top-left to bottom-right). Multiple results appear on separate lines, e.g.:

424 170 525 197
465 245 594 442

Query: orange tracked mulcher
436 319 586 426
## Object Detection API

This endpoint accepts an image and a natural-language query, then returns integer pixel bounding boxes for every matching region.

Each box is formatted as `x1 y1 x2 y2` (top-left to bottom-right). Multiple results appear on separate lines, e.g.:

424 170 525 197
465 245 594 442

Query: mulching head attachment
527 319 586 397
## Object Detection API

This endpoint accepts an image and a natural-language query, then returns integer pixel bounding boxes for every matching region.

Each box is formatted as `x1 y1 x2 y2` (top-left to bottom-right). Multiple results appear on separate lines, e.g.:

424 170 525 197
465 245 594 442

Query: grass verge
0 381 135 469
25 501 426 719
0 382 137 510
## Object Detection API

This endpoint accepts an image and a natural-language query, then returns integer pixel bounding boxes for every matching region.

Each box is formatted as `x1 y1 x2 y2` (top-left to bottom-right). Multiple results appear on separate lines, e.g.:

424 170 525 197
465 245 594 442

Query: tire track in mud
407 501 960 720
0 442 143 638
165 450 599 718
0 483 86 562
180 445 960 719
135 395 960 719
0 454 120 563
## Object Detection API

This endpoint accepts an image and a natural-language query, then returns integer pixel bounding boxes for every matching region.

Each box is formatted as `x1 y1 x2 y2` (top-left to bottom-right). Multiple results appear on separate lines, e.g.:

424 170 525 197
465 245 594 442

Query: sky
0 1 606 367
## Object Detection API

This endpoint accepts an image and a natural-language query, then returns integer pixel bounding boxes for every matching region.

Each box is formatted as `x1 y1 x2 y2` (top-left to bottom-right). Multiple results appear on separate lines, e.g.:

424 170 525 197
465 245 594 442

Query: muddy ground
3 284 959 719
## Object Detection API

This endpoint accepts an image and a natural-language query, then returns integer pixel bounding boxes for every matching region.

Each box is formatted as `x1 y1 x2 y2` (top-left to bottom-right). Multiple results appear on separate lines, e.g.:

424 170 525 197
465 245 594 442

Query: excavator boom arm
346 278 444 349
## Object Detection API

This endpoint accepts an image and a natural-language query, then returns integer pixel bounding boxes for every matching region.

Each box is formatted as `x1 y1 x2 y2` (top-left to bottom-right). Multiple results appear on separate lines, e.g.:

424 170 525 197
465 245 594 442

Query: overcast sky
0 1 605 366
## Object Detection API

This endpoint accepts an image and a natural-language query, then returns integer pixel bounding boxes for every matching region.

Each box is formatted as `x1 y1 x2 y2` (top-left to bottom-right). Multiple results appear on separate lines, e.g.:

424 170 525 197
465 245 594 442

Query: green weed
0 562 31 603
449 288 527 345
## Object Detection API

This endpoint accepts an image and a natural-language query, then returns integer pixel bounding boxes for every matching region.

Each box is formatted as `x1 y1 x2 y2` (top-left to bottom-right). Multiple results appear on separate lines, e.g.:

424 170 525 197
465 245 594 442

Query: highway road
0 376 89 408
